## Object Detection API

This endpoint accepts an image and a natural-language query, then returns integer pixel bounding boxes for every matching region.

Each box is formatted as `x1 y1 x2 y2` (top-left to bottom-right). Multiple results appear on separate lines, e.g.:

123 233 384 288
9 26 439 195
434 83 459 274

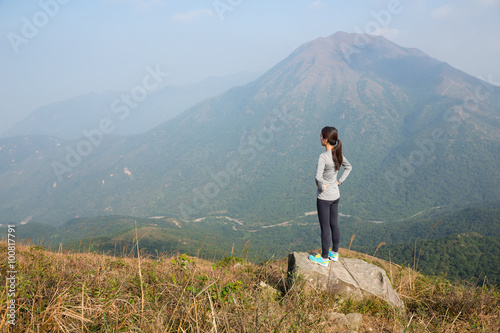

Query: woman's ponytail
332 139 343 171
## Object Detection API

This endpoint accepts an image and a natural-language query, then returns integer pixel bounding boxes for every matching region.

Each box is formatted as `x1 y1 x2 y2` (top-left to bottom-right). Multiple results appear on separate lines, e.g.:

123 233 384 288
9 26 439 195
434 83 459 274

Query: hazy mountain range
1 71 259 139
1 31 499 226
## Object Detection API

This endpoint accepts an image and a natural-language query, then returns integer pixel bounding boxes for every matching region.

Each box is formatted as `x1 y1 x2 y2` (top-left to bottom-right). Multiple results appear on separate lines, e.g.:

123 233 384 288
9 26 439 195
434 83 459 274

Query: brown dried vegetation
1 242 498 332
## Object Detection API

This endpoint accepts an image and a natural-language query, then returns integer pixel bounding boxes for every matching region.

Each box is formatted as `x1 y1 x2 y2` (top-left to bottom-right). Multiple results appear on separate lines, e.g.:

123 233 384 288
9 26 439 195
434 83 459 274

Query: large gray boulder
288 252 404 309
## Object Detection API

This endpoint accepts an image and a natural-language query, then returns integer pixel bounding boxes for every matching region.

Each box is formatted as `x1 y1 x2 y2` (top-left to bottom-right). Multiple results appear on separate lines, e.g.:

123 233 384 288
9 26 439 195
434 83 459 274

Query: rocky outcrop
319 312 363 332
288 252 404 309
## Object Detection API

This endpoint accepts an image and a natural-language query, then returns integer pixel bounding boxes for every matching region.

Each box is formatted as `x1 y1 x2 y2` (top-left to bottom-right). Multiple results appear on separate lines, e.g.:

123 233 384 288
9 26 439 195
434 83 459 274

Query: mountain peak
254 31 437 105
323 31 428 60
274 31 432 78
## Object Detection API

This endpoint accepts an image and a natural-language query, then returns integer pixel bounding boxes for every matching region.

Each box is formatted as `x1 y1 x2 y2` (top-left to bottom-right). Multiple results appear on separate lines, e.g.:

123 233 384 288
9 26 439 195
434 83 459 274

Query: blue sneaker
309 254 329 267
328 250 339 262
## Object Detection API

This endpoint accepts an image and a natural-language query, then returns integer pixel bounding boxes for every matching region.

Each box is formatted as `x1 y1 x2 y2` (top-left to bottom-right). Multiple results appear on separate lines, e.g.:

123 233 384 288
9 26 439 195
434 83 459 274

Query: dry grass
0 242 498 332
342 248 500 332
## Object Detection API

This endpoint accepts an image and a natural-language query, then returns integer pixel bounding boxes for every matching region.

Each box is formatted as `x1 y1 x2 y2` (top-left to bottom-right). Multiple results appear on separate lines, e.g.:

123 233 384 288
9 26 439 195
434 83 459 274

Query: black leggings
317 198 340 258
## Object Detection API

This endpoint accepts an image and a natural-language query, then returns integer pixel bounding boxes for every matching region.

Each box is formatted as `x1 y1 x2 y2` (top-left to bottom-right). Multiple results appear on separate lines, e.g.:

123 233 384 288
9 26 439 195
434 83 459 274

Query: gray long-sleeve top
315 151 352 201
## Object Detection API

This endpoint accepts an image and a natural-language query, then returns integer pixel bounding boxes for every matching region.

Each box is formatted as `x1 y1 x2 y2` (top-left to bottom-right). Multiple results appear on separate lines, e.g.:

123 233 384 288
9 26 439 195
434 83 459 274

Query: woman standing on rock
309 126 352 267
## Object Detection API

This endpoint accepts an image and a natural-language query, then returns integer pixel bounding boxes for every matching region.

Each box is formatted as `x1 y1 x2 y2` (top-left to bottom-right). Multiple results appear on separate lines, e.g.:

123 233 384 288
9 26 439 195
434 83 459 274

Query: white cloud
310 0 327 9
171 8 215 23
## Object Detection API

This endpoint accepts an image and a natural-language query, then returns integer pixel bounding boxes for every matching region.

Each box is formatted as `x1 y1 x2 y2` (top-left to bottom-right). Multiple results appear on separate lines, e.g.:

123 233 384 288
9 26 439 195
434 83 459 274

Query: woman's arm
337 156 352 185
315 154 328 191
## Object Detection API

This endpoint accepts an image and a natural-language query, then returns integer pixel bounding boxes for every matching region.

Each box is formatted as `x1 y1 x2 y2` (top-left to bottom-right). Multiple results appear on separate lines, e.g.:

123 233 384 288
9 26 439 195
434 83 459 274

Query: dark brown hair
321 126 343 170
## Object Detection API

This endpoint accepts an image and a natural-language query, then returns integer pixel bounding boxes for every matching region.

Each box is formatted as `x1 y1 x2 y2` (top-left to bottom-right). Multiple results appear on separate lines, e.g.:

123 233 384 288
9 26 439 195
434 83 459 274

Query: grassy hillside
1 242 498 332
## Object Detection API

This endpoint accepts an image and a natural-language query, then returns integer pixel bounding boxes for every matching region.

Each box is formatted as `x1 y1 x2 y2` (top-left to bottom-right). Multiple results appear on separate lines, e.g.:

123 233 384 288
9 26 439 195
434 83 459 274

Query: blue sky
1 0 499 132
